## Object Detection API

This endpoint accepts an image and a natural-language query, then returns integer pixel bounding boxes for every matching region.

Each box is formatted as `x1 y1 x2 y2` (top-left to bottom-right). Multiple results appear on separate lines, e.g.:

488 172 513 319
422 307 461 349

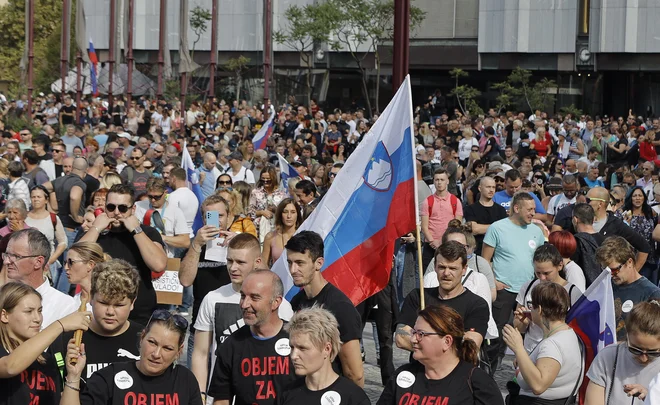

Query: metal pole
157 0 167 98
108 0 116 109
263 0 272 117
61 0 70 96
76 51 82 120
127 0 134 101
208 0 218 100
180 72 187 117
392 0 410 92
27 0 34 115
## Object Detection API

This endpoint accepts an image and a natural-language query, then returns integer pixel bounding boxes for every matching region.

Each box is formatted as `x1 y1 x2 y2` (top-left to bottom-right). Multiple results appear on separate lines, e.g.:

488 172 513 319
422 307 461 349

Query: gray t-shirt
469 255 496 291
518 328 583 400
587 343 660 405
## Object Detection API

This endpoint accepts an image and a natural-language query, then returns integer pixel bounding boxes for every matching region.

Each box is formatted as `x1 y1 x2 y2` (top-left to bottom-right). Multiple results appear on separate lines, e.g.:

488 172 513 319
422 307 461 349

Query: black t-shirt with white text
290 283 363 375
80 361 202 405
63 322 143 380
0 345 62 405
463 201 507 255
208 324 299 405
191 245 230 332
277 376 370 405
91 226 165 325
399 288 489 339
377 361 503 405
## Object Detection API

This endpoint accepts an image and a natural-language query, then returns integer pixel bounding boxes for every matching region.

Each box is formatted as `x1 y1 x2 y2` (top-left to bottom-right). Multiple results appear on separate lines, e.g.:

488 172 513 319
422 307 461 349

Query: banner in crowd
277 153 301 186
566 269 617 404
253 112 275 151
88 40 99 97
272 75 417 305
182 141 205 232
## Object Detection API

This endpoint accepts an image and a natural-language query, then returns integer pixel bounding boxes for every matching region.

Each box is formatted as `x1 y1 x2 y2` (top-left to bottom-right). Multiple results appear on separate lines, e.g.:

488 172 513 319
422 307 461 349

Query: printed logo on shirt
117 348 140 360
396 371 416 388
241 355 290 400
114 370 134 390
321 391 341 405
528 240 537 249
274 338 291 356
19 368 57 401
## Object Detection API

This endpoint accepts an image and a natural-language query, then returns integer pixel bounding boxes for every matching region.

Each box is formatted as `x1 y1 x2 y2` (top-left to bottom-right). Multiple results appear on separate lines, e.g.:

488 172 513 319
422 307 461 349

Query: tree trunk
374 51 381 115
306 56 313 109
236 72 243 102
359 68 372 118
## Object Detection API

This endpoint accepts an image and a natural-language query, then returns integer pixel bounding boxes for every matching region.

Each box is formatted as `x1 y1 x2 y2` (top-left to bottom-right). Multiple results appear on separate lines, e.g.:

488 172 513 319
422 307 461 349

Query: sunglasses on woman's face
627 339 660 358
217 180 232 186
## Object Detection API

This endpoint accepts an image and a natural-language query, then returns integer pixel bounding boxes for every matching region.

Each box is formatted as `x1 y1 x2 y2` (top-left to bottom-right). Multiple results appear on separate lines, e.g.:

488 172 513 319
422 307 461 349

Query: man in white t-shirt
226 150 255 184
547 175 579 224
167 167 200 232
135 177 191 258
5 229 76 329
191 233 293 399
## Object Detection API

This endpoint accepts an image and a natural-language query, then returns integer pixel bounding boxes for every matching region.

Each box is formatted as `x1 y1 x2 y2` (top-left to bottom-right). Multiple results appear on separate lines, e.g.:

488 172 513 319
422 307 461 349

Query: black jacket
601 214 652 254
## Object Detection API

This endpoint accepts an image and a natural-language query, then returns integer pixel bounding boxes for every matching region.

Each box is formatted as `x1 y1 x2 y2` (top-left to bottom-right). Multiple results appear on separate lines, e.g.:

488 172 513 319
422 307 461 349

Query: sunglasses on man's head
147 309 188 331
105 203 133 213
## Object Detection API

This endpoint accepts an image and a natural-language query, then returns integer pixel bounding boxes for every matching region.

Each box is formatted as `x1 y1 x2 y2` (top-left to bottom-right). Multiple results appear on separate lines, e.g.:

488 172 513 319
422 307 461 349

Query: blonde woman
65 241 110 311
0 282 90 405
216 187 257 237
100 171 122 189
458 127 479 166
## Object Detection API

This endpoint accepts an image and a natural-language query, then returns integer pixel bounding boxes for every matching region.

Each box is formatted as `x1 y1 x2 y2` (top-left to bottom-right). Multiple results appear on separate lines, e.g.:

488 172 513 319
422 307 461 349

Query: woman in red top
530 127 551 157
639 130 660 165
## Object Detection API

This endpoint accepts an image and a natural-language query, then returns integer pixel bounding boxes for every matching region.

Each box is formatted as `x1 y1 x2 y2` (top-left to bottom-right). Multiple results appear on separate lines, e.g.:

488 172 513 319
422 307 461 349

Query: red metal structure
26 0 34 115
60 0 70 96
157 0 167 98
209 0 218 100
76 51 82 119
263 0 272 117
127 0 135 101
108 0 116 109
392 0 410 92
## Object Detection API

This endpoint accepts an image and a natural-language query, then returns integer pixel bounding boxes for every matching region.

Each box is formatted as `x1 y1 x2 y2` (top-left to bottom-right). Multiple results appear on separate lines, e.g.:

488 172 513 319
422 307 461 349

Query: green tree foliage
329 0 425 115
0 0 73 97
224 56 251 102
274 2 342 107
560 104 584 119
448 68 483 117
190 6 212 61
491 67 557 114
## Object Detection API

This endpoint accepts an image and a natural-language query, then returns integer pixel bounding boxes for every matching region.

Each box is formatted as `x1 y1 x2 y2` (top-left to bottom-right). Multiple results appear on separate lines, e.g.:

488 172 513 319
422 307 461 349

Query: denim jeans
394 244 419 309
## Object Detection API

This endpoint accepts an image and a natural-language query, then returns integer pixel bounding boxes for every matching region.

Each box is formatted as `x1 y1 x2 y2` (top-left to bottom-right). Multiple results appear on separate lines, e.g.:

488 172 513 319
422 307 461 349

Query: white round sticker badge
275 338 291 356
114 370 133 390
396 371 415 388
528 240 537 249
622 300 634 313
321 391 341 405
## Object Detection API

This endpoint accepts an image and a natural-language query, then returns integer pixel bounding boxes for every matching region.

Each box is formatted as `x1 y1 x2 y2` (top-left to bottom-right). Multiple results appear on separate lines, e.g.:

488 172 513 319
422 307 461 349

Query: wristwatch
131 225 144 236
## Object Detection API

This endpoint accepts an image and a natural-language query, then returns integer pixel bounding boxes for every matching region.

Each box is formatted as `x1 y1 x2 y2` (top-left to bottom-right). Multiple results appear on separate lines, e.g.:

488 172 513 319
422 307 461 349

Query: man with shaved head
198 152 222 199
464 176 507 256
586 186 651 271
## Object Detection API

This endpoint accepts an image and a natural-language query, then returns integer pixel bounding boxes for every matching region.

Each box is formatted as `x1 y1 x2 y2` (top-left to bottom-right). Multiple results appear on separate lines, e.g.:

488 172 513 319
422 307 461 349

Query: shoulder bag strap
565 335 585 405
462 270 474 286
605 346 619 405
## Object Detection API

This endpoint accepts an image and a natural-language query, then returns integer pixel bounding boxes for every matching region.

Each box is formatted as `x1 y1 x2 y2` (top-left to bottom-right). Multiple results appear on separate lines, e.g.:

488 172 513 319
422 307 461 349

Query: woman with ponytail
378 305 503 405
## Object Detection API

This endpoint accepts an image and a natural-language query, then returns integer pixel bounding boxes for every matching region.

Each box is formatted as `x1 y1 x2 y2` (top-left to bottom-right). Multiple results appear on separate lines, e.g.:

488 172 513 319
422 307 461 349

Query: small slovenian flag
88 39 99 97
252 111 275 151
182 141 204 233
272 75 417 305
277 153 302 187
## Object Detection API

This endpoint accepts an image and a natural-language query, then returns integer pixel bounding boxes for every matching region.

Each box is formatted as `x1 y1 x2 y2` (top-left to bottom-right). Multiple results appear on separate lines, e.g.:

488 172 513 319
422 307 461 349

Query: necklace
543 323 567 339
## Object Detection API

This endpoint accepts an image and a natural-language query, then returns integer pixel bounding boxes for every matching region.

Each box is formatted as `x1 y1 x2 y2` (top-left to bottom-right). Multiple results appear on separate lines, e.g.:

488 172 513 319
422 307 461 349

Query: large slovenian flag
253 112 275 151
566 270 617 405
277 153 302 187
88 39 99 97
272 75 417 305
182 141 204 232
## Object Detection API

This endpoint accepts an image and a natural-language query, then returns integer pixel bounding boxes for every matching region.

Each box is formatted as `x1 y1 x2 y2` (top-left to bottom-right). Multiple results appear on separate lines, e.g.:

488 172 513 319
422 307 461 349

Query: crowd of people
1 89 660 405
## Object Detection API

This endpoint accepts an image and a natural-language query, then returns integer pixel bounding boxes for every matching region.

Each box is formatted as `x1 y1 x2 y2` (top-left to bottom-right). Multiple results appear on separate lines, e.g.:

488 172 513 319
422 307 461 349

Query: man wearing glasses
120 148 151 198
135 177 190 258
80 183 167 326
4 228 76 328
596 236 660 341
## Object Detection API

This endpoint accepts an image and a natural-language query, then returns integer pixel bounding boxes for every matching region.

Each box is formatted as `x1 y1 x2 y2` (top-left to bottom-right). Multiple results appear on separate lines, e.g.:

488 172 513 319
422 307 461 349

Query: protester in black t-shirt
64 259 143 380
378 305 503 405
79 184 168 325
208 270 299 405
63 309 202 405
464 176 507 255
396 241 490 351
278 307 369 405
0 282 91 405
286 231 364 387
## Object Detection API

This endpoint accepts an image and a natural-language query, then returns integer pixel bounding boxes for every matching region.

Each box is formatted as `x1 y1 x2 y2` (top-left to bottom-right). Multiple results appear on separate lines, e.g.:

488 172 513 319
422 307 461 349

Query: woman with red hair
549 230 586 292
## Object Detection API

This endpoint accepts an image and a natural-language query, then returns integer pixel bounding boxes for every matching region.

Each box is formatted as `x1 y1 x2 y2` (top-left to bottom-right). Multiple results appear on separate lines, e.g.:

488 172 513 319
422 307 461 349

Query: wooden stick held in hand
69 298 88 366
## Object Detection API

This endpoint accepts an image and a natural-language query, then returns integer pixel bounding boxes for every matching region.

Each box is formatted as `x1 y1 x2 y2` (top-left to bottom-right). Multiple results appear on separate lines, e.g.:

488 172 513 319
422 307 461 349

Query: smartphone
205 211 219 229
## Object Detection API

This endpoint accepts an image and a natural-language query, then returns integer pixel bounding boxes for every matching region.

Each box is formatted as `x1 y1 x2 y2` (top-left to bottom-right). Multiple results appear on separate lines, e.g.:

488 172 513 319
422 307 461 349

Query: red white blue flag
252 111 275 151
88 39 99 97
272 75 417 305
566 269 617 404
